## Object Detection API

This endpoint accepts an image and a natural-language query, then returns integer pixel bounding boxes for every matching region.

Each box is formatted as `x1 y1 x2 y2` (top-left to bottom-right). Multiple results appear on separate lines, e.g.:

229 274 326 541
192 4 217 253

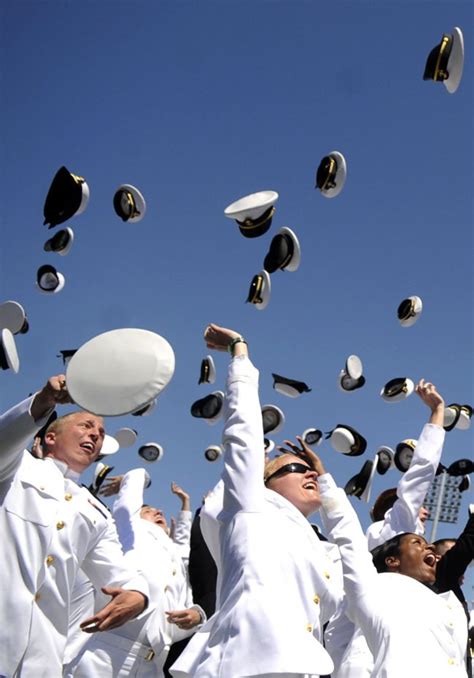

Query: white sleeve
0 396 54 482
366 423 444 550
319 474 380 624
112 468 149 554
221 354 264 515
172 510 193 563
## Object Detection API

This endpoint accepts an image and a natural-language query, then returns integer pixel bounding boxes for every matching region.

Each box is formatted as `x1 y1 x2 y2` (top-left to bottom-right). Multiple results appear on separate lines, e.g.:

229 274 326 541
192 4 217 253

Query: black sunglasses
265 462 312 484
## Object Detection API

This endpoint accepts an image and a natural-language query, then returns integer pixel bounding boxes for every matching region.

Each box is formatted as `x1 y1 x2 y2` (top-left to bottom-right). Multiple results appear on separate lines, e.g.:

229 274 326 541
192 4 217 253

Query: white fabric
171 355 343 678
331 422 446 678
0 396 149 678
67 468 202 676
320 474 468 678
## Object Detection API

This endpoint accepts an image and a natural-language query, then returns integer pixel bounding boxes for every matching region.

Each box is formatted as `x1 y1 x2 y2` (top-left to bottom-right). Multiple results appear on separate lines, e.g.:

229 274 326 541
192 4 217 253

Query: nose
304 469 318 481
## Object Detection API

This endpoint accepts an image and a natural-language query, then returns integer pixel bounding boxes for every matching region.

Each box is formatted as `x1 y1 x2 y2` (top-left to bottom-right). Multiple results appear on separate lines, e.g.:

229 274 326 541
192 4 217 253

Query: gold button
164 585 170 593
172 569 177 576
306 623 313 632
323 570 330 579
448 658 455 665
39 486 45 491
56 521 65 530
448 621 454 628
313 594 320 605
65 493 72 501
34 592 41 601
46 555 54 566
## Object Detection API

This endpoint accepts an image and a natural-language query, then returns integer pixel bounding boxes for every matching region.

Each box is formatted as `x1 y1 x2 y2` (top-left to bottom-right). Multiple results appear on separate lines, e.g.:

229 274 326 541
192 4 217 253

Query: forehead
401 533 427 547
66 412 104 429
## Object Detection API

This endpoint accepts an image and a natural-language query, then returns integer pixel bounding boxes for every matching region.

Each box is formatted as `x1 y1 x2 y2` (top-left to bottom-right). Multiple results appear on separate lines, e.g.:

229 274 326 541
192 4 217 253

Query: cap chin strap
248 275 264 304
320 156 337 191
238 206 275 231
434 34 451 81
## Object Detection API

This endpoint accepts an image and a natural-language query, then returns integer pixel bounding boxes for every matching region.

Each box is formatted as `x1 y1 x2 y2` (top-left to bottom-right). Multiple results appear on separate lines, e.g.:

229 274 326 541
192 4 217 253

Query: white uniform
331 422 445 678
66 468 204 677
0 397 149 678
320 473 468 678
171 355 343 678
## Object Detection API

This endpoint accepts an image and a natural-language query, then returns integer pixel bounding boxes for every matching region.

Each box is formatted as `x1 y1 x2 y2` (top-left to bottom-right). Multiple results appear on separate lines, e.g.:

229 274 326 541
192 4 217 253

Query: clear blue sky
1 0 473 595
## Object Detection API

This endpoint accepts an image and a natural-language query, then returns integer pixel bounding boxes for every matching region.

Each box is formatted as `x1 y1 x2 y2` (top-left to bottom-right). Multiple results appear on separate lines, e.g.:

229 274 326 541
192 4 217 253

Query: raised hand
30 374 73 421
99 475 124 497
204 323 242 351
277 436 326 477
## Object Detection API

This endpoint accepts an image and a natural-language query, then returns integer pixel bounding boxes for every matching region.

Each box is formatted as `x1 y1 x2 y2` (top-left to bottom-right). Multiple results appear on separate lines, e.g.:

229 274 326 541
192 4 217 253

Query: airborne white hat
65 328 175 417
423 27 464 94
315 151 347 198
246 270 271 310
224 190 278 238
113 184 146 223
0 301 28 335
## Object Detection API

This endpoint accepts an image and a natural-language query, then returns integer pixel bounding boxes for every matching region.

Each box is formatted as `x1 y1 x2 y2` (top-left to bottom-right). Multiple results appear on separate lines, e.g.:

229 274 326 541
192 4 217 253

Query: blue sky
1 1 472 591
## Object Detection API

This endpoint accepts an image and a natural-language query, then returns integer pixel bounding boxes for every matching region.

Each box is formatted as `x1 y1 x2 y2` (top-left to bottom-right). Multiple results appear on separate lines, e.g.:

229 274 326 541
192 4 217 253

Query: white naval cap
138 442 164 463
191 391 225 425
43 166 90 228
204 444 223 462
375 446 395 475
224 190 278 238
397 295 422 327
198 355 216 385
263 227 301 274
302 428 323 449
0 328 20 373
338 355 365 392
328 424 367 456
113 427 138 448
246 270 271 310
65 328 175 416
315 151 347 198
261 404 285 435
344 458 377 503
423 27 464 94
380 377 415 402
272 373 312 398
43 227 74 256
394 438 417 472
36 264 66 294
113 184 146 223
0 301 29 335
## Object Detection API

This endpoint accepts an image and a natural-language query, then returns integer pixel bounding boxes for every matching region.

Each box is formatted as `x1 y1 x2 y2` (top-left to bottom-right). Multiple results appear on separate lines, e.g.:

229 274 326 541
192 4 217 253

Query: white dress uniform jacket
67 468 204 677
171 355 343 678
331 422 446 678
319 473 468 678
0 397 149 678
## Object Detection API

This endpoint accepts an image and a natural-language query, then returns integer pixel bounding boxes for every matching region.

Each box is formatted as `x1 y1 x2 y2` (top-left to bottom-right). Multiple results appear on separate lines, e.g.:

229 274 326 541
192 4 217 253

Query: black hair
371 532 411 573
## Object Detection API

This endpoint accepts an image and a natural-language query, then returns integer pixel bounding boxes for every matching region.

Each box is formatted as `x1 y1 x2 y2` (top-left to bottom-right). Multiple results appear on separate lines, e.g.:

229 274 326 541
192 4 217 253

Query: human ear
385 556 400 572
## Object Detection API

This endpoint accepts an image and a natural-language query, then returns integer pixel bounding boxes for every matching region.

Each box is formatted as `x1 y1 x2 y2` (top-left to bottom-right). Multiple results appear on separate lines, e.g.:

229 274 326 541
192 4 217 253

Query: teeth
424 554 436 566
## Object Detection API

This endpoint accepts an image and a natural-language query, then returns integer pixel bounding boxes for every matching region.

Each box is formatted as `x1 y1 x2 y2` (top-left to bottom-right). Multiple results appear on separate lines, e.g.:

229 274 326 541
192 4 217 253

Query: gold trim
250 275 264 304
238 206 275 230
434 35 450 81
71 173 85 185
321 157 337 191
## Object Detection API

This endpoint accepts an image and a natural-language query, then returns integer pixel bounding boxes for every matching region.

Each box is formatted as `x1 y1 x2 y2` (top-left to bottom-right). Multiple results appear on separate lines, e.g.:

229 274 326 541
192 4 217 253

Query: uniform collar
47 456 81 483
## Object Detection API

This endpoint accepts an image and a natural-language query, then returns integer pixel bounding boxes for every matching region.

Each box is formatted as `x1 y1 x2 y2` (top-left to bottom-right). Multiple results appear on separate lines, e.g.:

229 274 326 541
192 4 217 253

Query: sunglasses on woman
265 462 312 484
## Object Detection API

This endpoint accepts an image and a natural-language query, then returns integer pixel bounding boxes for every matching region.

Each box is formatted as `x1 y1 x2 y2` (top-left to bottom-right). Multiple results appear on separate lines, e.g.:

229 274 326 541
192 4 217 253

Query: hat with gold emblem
89 462 115 496
315 151 347 198
443 403 462 431
0 301 29 335
397 295 423 327
224 190 278 238
205 444 223 462
246 270 271 310
380 377 415 402
113 184 146 223
263 227 301 273
43 166 90 228
66 328 175 417
36 264 66 294
0 328 19 373
43 227 74 256
423 27 464 94
198 355 216 385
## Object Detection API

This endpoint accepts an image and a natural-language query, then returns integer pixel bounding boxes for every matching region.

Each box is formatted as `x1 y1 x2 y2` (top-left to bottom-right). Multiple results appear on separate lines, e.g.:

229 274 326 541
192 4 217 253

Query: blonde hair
264 453 299 483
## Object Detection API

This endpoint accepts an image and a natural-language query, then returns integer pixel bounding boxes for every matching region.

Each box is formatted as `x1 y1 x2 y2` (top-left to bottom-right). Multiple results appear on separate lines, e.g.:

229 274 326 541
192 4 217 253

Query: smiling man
0 375 149 678
171 324 343 678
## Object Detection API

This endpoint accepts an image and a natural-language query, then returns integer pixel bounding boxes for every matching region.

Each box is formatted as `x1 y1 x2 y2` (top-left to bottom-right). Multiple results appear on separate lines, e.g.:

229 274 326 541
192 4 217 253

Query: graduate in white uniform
0 375 149 678
312 443 468 676
171 324 343 678
330 379 447 678
66 468 205 677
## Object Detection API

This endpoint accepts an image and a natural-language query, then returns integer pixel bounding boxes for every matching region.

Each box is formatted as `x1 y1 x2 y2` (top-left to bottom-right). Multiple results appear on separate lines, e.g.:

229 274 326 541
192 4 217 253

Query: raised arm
367 379 445 549
0 374 71 481
110 468 151 553
204 323 264 515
